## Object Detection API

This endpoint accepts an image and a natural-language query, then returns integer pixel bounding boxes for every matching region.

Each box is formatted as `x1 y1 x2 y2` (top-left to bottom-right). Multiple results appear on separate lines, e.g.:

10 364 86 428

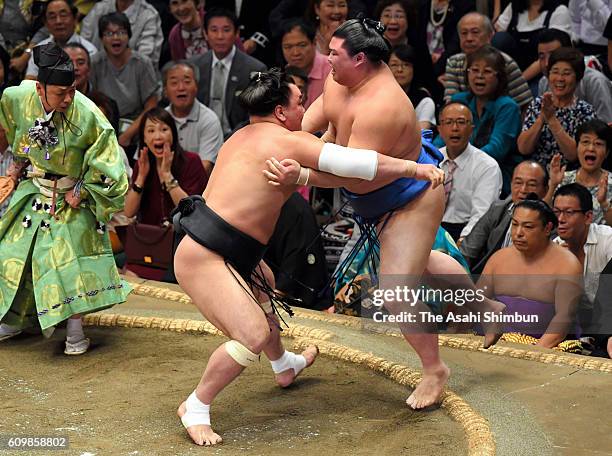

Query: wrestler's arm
537 261 583 348
302 95 328 133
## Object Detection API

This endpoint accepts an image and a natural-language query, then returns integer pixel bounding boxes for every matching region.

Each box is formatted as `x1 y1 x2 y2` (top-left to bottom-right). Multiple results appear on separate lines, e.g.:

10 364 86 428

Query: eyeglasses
467 67 497 77
389 62 411 70
102 30 128 38
552 208 588 217
439 118 471 127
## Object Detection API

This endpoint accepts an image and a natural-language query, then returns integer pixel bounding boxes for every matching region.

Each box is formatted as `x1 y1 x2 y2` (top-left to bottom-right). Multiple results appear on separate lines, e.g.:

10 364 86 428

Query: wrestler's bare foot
482 298 506 349
275 345 319 388
406 363 450 410
177 402 222 446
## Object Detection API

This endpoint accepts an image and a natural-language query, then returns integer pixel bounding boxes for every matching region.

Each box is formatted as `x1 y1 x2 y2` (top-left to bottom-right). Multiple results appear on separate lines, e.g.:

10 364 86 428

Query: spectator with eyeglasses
435 45 521 195
90 12 160 150
518 47 595 169
545 119 612 225
552 183 612 334
389 44 436 130
376 0 438 100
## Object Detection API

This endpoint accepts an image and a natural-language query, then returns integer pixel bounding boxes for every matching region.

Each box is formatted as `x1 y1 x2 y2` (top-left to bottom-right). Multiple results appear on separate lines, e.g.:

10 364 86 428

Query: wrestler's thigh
378 185 444 280
174 236 269 341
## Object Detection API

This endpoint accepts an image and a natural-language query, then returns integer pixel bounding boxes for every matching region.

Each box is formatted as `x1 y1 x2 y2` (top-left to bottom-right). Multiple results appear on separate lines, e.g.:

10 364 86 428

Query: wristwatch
164 178 179 191
131 182 143 193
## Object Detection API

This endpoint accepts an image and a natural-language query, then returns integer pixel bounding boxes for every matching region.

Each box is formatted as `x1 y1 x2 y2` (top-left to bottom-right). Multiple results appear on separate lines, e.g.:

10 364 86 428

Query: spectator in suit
459 160 548 273
81 0 164 67
190 8 266 136
163 60 224 177
443 12 532 110
280 18 330 108
438 101 502 242
536 28 612 124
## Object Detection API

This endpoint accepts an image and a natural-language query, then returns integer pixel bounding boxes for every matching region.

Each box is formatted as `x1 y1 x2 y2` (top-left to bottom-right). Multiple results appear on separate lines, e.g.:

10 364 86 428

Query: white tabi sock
270 350 307 374
66 318 85 343
181 391 211 428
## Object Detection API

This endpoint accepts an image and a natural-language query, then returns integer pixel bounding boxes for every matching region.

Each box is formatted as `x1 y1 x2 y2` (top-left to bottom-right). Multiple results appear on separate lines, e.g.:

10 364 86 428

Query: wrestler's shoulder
549 244 583 272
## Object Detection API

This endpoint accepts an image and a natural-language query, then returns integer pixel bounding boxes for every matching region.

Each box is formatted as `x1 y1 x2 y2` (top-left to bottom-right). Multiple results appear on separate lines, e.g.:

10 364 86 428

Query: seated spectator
389 44 436 130
444 12 532 110
0 1 36 76
163 60 223 177
90 12 160 148
438 101 502 241
307 0 349 56
417 0 475 76
551 183 612 331
280 18 330 109
190 8 266 136
537 29 612 124
437 45 521 193
546 120 612 225
460 160 548 273
206 0 277 65
168 0 208 60
123 107 208 280
25 0 97 80
264 192 333 311
376 0 438 99
478 196 583 348
518 47 595 168
493 0 572 89
568 0 610 66
81 0 164 67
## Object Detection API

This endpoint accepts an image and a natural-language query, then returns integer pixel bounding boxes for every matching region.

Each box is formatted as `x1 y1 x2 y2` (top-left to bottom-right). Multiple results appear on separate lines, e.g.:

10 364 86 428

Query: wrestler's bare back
203 122 318 244
322 65 422 194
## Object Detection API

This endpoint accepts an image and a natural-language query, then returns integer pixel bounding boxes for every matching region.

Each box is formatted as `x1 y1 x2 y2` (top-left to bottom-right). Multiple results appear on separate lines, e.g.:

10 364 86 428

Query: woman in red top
124 107 209 280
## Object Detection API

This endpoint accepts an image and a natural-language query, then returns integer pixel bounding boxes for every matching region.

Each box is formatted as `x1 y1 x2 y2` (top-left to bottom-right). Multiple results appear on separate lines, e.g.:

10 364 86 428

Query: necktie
444 160 457 204
211 61 226 126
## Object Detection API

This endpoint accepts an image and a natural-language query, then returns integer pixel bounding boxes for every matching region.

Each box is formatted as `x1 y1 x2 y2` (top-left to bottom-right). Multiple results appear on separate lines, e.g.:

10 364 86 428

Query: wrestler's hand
263 157 300 187
65 189 82 209
415 164 445 189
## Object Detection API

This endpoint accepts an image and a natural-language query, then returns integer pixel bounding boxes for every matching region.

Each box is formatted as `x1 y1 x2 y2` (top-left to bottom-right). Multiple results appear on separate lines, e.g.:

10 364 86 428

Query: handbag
125 221 174 270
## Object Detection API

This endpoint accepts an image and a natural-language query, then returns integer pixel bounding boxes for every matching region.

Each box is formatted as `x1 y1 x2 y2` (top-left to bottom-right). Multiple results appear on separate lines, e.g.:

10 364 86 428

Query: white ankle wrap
181 391 210 428
270 350 307 374
318 143 378 181
224 340 259 367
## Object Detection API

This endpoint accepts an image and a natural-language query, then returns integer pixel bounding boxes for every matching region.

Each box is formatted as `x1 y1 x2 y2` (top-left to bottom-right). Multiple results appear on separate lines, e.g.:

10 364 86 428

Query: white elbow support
318 143 378 181
225 340 259 367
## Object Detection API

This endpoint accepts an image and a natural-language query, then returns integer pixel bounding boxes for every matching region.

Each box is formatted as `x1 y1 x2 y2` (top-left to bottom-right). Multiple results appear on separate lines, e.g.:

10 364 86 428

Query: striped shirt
443 51 533 108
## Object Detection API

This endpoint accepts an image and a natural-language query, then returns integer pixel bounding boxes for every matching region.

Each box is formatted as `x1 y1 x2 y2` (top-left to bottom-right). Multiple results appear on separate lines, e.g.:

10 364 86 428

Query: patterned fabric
443 159 457 203
522 97 595 166
0 151 12 216
559 170 612 225
0 80 131 331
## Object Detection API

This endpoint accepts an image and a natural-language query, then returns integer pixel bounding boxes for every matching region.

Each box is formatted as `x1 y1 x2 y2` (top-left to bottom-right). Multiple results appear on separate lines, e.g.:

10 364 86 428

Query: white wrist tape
296 167 310 186
318 143 378 181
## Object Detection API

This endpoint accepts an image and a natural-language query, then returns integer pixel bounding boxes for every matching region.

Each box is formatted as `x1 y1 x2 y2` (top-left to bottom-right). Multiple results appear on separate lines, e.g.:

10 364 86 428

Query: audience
537 28 612 124
444 12 533 110
25 0 97 79
545 119 612 225
163 60 223 177
518 47 595 168
568 0 610 64
280 18 331 108
123 107 208 280
81 0 164 67
438 102 503 242
460 160 548 273
307 0 349 55
478 196 583 348
167 0 208 60
389 44 437 130
190 8 266 136
438 45 521 194
552 183 612 330
90 12 160 148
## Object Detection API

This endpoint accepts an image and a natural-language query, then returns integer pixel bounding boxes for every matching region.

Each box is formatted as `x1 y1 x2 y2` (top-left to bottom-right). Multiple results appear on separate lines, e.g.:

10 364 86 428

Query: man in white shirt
164 61 224 177
569 0 611 57
25 0 97 79
552 183 612 329
438 102 502 243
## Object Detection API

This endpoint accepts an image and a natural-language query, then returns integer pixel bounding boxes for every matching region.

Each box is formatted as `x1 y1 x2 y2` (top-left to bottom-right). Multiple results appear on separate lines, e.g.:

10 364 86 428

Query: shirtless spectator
479 195 583 348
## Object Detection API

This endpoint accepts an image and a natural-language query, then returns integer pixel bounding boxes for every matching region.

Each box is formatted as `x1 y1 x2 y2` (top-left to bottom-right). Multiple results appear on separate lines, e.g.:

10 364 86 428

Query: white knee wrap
318 143 378 181
224 340 259 367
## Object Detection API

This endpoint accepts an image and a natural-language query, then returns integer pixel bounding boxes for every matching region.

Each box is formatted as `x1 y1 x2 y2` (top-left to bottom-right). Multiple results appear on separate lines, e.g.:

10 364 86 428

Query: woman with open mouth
307 0 349 56
545 119 612 225
518 47 596 170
